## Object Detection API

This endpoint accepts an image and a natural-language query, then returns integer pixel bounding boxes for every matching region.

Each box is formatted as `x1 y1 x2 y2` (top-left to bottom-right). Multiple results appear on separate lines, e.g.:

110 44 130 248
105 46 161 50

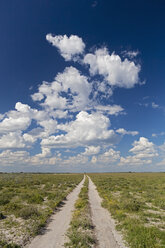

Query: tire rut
88 176 128 248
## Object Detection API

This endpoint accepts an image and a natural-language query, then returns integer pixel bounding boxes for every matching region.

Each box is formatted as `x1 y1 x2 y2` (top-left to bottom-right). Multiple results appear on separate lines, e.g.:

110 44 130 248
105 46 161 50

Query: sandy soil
88 177 128 248
27 177 85 248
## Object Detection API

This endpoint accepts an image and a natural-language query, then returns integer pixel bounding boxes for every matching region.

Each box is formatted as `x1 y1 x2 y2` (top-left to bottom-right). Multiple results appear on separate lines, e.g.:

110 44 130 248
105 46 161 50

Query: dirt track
27 176 127 248
88 177 128 248
27 177 85 248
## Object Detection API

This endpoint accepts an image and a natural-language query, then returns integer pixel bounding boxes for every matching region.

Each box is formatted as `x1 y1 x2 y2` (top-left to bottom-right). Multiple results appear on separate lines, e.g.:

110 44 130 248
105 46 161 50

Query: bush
47 192 57 200
122 199 142 212
0 240 20 248
18 206 40 219
0 194 10 205
22 193 44 204
28 193 44 204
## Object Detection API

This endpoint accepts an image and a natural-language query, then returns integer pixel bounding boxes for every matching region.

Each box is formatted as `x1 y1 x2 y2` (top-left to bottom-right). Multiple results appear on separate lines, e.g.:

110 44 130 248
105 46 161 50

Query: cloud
41 111 119 148
152 132 165 138
0 132 26 149
0 150 29 165
32 66 92 112
0 114 4 120
0 101 59 148
94 105 124 115
30 92 44 101
26 152 62 166
15 102 31 113
23 118 58 144
96 148 120 164
51 110 68 119
0 102 50 135
152 102 159 109
138 102 149 107
119 156 152 166
116 128 139 136
84 47 141 88
35 147 51 158
83 146 100 155
46 34 85 61
158 142 165 152
119 137 158 166
139 101 161 110
62 154 88 166
156 159 165 166
0 101 57 139
130 137 157 157
38 119 57 135
152 133 157 137
155 142 165 167
122 50 139 59
0 34 145 170
91 156 97 164
55 67 91 110
0 110 31 134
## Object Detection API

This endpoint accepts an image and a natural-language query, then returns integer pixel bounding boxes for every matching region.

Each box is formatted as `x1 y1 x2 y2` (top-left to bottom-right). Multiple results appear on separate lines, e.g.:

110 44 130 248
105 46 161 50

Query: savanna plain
0 172 164 248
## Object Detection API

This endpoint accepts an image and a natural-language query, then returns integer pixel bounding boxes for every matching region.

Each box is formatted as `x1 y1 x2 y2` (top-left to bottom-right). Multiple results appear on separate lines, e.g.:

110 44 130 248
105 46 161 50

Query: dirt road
88 177 128 248
27 176 127 248
27 177 85 248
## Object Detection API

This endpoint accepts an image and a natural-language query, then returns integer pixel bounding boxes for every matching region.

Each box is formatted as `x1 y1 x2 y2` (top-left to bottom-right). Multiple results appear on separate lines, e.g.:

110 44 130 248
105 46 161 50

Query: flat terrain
28 177 85 248
0 173 165 248
28 176 127 248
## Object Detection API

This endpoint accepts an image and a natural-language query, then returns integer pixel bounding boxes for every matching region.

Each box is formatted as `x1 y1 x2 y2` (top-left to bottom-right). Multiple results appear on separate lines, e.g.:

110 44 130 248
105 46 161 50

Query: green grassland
0 173 83 247
90 173 165 248
1 172 164 248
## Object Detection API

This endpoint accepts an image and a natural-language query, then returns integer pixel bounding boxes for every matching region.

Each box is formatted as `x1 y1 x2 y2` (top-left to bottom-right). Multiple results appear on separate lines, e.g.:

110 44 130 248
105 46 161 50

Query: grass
89 173 165 248
0 173 83 247
65 176 95 248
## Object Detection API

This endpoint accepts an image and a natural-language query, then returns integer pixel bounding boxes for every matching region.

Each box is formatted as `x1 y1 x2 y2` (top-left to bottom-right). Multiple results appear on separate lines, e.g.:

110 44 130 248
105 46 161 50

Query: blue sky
0 0 165 172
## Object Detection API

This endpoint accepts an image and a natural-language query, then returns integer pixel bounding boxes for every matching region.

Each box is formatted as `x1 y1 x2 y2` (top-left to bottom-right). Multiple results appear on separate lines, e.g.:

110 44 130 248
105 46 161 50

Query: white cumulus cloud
116 128 139 136
0 150 29 165
46 34 85 61
0 114 31 133
41 111 119 148
0 132 26 149
97 148 120 164
0 34 146 170
32 67 92 112
83 146 100 155
119 137 158 166
84 47 141 88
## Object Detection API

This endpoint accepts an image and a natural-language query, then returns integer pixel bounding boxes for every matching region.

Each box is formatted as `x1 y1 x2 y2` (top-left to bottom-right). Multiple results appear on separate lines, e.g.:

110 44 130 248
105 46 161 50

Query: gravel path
88 177 128 248
27 177 85 248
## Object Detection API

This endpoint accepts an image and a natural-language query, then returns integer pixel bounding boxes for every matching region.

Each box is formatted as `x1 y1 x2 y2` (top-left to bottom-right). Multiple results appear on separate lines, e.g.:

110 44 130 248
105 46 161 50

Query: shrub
28 193 44 204
5 202 21 210
23 193 44 204
121 199 142 212
18 206 40 219
0 240 20 248
0 194 10 205
47 192 57 200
